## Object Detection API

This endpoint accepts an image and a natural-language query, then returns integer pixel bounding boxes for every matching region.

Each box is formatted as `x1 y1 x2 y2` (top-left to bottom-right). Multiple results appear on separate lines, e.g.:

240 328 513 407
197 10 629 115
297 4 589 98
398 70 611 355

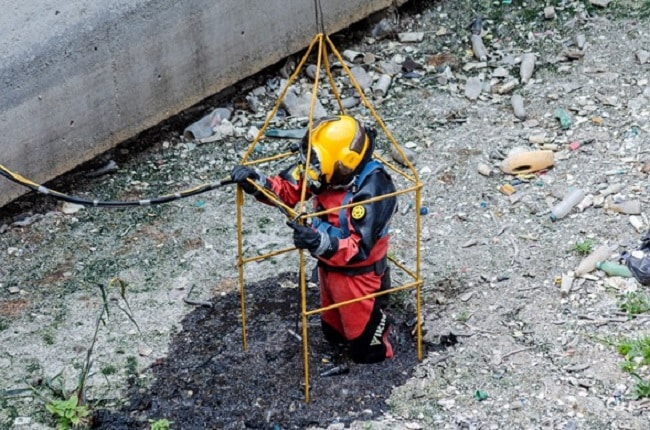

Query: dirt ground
2 0 650 429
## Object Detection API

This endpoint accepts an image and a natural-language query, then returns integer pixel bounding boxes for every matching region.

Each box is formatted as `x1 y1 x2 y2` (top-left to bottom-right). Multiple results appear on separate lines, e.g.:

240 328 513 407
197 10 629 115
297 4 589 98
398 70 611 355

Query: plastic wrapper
622 229 650 285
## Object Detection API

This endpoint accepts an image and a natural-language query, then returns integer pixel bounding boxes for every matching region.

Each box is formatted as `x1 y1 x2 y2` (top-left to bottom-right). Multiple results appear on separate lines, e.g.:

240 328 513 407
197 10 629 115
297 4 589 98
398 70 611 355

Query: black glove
287 221 338 258
231 165 263 194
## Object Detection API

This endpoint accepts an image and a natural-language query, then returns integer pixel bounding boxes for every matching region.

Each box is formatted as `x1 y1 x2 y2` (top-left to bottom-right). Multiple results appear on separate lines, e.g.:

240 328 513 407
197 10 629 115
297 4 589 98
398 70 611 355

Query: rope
0 162 233 208
313 0 325 34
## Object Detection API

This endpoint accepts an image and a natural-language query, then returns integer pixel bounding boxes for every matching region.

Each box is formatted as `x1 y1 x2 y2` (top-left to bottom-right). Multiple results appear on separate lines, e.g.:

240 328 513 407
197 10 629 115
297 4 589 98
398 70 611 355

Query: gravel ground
2 0 650 429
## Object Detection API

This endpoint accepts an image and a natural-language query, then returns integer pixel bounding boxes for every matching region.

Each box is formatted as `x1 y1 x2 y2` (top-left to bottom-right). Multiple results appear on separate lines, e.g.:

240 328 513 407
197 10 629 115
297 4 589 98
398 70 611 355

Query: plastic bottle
550 188 586 221
575 244 614 277
606 200 641 215
596 261 633 278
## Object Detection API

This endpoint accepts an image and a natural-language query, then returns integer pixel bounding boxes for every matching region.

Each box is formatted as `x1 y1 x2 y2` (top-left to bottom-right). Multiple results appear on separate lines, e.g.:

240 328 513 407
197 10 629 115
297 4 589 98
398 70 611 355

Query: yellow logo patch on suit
351 205 366 220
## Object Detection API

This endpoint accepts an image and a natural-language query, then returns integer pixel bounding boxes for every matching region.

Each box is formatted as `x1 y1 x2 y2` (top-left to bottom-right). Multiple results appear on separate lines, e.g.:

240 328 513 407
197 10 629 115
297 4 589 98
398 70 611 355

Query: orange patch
0 299 31 318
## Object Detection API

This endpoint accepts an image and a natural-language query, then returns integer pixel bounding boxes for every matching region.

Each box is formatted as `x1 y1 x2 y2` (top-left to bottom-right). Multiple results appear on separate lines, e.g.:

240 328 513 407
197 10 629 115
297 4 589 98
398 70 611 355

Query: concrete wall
0 0 404 208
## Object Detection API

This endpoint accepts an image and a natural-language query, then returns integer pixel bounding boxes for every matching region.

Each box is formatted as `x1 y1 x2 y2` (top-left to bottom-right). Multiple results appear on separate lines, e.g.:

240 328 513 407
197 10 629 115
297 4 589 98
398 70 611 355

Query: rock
520 53 536 83
391 145 417 166
544 6 556 19
398 32 425 43
589 0 612 7
465 77 482 100
636 50 650 64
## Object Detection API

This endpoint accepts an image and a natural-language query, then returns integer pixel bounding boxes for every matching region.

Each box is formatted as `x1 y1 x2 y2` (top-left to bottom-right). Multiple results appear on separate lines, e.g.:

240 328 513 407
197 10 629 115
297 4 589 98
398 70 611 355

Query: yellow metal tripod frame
235 33 424 402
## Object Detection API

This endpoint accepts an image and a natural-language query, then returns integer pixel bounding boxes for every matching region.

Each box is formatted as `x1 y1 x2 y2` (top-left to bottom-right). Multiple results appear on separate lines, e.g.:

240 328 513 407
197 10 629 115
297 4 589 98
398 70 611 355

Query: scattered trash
622 231 650 285
320 364 350 377
183 107 232 140
605 199 641 215
500 149 554 175
511 94 526 120
477 163 492 177
629 215 645 233
342 49 364 64
550 188 585 221
467 16 483 35
86 160 118 178
596 261 633 278
576 194 594 212
575 244 615 277
554 109 572 130
499 183 516 196
470 34 488 62
473 390 489 401
373 74 392 98
265 128 307 139
61 203 85 215
560 272 574 297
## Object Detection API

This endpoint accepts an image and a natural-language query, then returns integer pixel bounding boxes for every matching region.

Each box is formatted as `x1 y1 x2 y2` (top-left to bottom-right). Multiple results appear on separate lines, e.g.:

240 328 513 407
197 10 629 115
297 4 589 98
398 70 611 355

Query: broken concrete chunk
636 50 650 65
390 145 416 167
464 77 482 100
520 53 536 84
398 32 425 43
544 6 556 19
282 88 327 118
350 66 372 91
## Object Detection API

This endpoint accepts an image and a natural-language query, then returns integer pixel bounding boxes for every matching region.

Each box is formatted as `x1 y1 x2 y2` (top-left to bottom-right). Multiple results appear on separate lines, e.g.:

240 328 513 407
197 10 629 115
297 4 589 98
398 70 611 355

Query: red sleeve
265 176 304 208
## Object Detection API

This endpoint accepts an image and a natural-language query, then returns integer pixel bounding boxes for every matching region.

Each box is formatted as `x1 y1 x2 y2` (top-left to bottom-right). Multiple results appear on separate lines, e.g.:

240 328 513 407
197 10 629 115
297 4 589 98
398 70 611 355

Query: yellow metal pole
236 186 248 351
415 185 423 361
299 250 310 402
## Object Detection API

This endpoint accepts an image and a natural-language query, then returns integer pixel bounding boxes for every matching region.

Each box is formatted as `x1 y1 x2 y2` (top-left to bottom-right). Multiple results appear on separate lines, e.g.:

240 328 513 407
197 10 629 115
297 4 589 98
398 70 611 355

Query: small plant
33 279 142 428
634 378 650 398
149 418 173 430
616 336 650 398
46 396 90 430
572 239 595 255
456 310 471 323
619 291 650 316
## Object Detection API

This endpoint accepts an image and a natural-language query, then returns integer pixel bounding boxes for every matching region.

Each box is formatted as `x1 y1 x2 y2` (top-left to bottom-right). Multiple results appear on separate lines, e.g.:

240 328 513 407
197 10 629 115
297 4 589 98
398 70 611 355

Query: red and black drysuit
258 159 397 363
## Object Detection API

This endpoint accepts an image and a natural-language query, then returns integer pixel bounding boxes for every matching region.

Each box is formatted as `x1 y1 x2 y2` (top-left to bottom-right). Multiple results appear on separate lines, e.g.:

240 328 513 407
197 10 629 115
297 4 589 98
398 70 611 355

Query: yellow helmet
300 115 370 189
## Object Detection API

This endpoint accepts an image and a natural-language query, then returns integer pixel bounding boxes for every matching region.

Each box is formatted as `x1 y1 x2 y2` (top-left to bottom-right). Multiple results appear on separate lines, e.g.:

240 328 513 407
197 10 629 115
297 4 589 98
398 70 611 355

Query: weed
101 365 117 376
619 291 650 316
149 418 173 430
456 310 471 322
634 378 650 398
616 336 650 398
572 239 595 255
31 279 142 427
46 395 90 430
43 332 55 345
126 356 138 376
